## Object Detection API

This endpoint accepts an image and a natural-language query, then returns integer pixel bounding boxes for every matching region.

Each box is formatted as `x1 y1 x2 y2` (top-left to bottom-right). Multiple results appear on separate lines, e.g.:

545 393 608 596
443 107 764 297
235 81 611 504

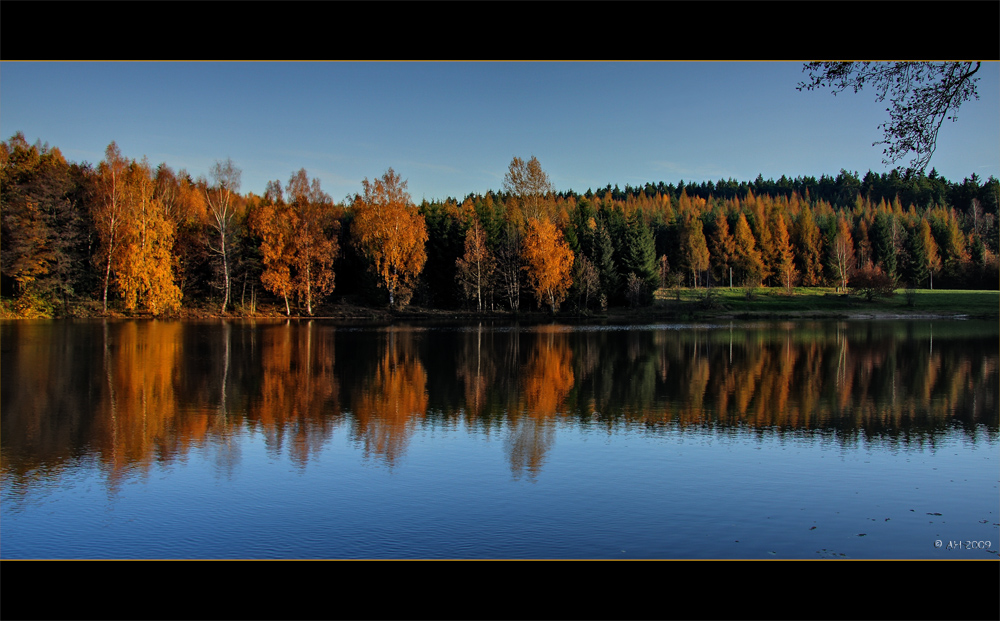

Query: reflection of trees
2 320 997 492
592 322 999 444
454 324 496 421
521 327 574 417
350 329 427 465
249 320 340 467
502 326 575 478
505 416 555 480
96 320 183 490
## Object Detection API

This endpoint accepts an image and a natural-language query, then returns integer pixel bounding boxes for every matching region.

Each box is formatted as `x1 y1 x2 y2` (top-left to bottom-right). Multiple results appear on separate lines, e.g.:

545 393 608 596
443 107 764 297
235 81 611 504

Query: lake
1 318 997 559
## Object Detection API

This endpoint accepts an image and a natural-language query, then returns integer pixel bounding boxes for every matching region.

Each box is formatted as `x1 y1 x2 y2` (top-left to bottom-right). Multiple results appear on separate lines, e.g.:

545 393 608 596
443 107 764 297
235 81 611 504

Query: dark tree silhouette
798 62 982 174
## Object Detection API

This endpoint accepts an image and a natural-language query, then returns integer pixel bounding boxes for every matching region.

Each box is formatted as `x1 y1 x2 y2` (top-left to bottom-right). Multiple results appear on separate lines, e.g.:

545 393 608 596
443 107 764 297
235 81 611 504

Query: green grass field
652 286 999 318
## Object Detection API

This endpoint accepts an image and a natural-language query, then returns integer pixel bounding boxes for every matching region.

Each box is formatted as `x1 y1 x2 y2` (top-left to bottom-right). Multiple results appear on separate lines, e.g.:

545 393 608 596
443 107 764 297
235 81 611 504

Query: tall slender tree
828 214 856 292
94 142 129 313
455 217 493 311
204 158 242 313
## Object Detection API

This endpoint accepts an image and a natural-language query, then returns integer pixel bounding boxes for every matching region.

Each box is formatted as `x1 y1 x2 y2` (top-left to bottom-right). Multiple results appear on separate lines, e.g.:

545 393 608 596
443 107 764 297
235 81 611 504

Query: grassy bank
651 287 999 320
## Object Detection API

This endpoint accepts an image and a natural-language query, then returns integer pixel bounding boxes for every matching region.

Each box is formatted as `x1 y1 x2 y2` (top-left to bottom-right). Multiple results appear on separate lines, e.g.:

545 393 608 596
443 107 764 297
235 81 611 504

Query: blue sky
2 61 997 203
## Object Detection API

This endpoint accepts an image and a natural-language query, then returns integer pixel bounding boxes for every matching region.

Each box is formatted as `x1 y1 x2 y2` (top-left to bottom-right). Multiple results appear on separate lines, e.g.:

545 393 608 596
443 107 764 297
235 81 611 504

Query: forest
2 132 998 318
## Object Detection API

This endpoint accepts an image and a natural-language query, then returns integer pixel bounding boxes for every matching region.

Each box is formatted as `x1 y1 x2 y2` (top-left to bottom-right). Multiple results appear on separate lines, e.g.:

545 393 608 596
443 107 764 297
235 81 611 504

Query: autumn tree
770 209 797 292
732 212 765 287
251 181 296 316
113 158 182 315
204 158 242 313
351 168 428 308
793 205 824 286
286 169 339 315
455 217 493 311
93 142 130 313
522 217 574 313
910 218 941 289
681 213 710 287
828 214 856 292
850 260 897 301
0 134 87 315
709 211 736 287
503 155 553 223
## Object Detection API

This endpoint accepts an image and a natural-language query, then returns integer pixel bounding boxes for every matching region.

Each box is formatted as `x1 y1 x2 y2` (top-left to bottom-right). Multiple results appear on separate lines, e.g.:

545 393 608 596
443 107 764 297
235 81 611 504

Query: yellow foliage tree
351 168 428 307
522 218 574 313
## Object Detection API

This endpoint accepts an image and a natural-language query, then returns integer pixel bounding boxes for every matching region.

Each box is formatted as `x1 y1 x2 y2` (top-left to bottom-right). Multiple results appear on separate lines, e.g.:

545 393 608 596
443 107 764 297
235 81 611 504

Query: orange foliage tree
350 168 428 307
286 169 339 316
455 217 494 311
252 181 296 315
829 214 856 292
522 217 574 313
113 158 182 315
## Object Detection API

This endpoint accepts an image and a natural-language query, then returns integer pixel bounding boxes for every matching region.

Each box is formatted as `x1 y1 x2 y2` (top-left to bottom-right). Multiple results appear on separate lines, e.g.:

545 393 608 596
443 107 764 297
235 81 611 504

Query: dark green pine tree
623 209 658 287
593 216 619 302
871 211 898 278
570 198 596 259
905 223 929 288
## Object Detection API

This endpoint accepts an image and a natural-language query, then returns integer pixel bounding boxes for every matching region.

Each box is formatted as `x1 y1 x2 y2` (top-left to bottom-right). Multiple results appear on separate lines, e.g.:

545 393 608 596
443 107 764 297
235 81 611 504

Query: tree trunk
220 228 229 314
103 254 113 314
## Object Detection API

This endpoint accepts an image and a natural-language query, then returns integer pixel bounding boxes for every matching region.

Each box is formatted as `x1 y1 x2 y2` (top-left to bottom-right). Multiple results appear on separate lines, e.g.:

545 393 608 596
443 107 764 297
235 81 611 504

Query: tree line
2 132 997 317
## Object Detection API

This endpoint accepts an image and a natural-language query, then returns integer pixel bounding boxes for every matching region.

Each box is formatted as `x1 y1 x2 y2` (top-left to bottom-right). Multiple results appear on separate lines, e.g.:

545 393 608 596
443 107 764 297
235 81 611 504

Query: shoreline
2 303 992 323
4 288 996 323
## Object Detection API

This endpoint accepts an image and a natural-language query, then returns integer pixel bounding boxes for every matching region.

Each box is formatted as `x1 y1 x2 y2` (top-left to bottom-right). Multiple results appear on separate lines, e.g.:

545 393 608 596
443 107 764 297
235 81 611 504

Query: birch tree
94 142 129 313
204 158 241 313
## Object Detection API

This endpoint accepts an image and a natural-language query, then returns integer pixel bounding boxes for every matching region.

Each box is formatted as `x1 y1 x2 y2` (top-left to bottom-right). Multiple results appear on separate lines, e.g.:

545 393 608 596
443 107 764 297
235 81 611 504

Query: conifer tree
624 209 658 287
710 211 736 287
793 205 824 286
732 212 765 286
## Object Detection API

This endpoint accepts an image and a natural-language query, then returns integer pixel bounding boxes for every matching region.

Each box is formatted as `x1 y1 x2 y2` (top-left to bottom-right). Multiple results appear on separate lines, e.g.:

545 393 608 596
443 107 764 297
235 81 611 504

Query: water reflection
2 319 997 492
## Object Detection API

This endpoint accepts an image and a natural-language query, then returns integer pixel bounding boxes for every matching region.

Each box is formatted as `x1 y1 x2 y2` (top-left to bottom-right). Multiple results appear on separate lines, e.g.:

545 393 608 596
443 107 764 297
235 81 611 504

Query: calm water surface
2 318 997 559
